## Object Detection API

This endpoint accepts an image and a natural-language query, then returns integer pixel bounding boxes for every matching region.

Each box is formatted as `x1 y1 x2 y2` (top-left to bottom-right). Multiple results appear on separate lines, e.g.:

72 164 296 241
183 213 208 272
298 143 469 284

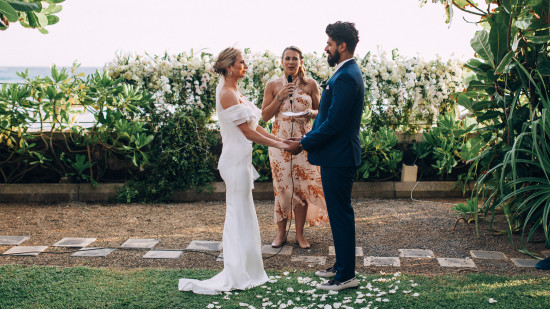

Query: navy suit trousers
320 166 356 281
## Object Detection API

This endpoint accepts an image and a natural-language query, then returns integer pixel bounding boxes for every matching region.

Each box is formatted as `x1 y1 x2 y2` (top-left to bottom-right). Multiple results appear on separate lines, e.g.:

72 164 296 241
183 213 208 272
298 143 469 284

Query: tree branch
453 3 486 17
464 0 489 15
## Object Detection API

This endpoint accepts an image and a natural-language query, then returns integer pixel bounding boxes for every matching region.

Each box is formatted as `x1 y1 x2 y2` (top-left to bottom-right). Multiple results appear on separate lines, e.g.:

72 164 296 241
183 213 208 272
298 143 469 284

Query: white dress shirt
334 58 354 73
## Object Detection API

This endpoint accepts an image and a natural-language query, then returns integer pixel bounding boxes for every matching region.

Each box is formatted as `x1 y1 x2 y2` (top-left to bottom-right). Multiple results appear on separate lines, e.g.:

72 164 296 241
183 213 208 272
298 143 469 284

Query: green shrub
116 108 218 202
357 110 403 180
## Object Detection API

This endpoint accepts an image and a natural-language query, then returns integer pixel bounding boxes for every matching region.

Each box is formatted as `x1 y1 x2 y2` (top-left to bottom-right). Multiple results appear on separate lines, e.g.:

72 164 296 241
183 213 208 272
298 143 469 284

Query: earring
227 70 233 79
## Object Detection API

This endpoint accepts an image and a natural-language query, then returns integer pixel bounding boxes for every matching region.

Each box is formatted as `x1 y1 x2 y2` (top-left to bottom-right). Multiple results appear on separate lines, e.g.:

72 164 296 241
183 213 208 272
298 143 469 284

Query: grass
1 265 549 308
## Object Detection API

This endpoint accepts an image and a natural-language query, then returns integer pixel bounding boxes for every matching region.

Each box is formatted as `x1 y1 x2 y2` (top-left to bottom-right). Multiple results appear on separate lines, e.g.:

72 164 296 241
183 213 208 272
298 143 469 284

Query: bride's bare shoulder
220 88 239 109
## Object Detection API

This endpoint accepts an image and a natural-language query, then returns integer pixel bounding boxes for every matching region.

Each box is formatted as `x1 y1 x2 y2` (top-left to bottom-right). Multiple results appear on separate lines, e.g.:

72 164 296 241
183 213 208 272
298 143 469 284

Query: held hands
283 137 303 155
275 141 292 151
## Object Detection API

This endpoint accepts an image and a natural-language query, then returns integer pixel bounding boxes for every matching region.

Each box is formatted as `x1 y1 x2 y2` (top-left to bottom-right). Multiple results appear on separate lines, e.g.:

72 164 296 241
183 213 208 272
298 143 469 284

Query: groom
285 21 364 291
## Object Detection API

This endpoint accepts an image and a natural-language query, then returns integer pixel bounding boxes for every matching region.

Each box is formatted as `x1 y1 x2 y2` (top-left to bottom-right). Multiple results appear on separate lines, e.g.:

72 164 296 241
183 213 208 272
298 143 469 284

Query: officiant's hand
284 139 303 155
294 109 316 119
276 83 296 103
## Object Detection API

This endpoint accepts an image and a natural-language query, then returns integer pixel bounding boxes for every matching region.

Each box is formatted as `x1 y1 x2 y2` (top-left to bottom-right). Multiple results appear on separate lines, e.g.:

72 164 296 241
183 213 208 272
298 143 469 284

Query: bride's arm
221 88 288 149
238 123 289 149
255 125 283 142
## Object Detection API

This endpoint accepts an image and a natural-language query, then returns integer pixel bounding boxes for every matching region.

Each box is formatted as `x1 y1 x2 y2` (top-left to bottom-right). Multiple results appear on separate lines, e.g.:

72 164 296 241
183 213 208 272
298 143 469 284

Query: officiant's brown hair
282 46 305 80
214 47 241 76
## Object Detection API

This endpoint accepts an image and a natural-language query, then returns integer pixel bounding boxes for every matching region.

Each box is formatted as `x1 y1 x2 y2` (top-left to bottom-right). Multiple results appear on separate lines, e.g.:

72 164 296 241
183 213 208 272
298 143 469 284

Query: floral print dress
268 77 329 226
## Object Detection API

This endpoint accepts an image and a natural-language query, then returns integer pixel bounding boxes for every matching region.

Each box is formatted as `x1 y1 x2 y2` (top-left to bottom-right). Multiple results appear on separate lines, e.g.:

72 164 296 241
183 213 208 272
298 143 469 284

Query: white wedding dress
178 77 269 294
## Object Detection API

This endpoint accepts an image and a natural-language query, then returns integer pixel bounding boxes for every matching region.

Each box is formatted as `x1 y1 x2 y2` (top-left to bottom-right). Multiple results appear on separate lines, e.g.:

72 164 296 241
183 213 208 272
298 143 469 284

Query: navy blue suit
300 59 364 281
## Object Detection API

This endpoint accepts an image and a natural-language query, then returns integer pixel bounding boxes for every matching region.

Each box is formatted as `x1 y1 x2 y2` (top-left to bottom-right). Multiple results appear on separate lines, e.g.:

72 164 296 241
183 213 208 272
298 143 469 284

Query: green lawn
0 265 549 308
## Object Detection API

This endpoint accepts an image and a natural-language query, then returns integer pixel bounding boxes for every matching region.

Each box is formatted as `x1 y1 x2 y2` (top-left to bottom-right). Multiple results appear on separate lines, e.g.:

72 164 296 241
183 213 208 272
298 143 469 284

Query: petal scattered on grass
489 298 498 304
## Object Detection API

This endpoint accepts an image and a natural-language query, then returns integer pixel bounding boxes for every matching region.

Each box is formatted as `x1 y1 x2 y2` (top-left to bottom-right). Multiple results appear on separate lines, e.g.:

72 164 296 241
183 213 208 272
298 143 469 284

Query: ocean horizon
0 66 102 84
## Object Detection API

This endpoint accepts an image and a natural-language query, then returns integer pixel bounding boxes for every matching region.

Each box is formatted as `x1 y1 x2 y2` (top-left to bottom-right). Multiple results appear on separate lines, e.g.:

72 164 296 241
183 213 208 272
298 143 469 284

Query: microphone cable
264 75 296 260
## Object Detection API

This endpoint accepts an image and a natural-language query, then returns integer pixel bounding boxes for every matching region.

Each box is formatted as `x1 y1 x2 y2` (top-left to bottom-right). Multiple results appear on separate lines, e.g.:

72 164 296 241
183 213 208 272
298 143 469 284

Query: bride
178 47 290 294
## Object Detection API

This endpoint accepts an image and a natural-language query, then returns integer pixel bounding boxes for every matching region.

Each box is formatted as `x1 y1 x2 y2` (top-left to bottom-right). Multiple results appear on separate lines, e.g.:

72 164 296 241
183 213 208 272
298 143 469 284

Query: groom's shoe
315 267 337 278
316 277 358 291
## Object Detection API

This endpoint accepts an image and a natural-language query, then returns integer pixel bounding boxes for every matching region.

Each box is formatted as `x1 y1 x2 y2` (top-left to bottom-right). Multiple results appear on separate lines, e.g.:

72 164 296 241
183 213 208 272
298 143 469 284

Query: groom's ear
337 42 348 54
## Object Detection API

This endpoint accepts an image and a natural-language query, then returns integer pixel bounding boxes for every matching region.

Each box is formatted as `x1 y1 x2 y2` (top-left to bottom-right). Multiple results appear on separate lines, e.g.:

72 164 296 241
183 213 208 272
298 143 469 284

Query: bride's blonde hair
214 47 241 76
282 46 305 80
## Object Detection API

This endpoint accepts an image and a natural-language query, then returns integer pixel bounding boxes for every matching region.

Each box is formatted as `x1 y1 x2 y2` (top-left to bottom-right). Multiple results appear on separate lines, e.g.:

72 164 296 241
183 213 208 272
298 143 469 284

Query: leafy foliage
413 112 479 181
0 0 64 33
251 122 273 182
116 108 218 202
0 63 155 184
427 0 550 249
357 110 403 180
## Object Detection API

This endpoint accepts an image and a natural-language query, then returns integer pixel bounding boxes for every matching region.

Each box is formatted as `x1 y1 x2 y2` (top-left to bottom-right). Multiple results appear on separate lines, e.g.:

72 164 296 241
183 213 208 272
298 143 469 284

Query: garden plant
427 0 550 251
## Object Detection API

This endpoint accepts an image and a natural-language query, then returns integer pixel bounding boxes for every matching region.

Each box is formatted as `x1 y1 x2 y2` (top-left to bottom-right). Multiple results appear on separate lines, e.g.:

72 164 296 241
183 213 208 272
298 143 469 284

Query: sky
1 0 482 67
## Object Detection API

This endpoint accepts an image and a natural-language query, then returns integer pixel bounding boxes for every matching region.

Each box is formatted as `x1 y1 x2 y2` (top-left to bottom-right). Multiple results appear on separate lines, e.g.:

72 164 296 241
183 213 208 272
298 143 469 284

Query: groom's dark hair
326 21 359 54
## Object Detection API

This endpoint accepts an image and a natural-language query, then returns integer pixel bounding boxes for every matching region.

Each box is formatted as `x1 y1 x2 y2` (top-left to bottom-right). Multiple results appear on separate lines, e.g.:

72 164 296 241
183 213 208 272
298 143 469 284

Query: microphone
287 75 293 111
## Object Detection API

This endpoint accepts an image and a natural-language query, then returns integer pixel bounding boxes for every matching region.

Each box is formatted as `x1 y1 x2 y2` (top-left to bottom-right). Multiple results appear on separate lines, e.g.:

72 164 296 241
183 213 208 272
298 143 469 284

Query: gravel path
0 198 548 276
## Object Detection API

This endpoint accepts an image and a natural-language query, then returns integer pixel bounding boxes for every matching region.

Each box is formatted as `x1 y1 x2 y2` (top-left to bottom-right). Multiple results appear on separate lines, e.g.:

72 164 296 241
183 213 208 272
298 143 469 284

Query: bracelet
276 94 284 103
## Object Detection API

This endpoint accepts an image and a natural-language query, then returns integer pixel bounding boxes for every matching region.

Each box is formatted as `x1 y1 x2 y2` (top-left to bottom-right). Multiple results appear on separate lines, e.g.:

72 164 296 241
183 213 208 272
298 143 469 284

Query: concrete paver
3 246 48 256
510 258 539 268
0 236 30 245
186 240 222 251
143 250 183 259
470 250 507 260
364 256 401 267
398 249 435 258
329 246 363 257
72 247 115 257
291 256 327 265
53 238 96 248
261 245 293 256
120 238 159 249
437 257 476 268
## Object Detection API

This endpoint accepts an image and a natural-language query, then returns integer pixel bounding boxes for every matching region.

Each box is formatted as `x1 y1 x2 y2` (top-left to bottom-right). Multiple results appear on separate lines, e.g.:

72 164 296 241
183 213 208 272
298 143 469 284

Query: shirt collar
334 58 354 73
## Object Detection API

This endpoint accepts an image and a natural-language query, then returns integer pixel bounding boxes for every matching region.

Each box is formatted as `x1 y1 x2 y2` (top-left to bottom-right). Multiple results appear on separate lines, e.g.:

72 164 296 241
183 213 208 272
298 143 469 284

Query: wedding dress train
178 77 268 294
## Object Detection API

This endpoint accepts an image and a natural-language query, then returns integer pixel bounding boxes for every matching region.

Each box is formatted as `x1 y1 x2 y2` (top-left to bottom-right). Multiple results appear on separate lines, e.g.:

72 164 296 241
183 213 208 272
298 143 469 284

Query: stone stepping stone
291 256 327 265
364 256 401 267
143 250 183 259
0 236 30 245
120 238 159 249
329 246 363 256
470 250 507 260
437 257 476 268
3 246 48 256
186 240 222 251
399 249 435 258
510 258 539 268
53 238 96 248
72 247 115 257
261 245 293 256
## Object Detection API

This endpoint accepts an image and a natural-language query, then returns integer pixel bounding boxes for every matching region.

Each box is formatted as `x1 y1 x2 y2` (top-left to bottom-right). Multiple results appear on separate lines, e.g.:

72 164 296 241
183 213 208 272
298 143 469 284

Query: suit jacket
300 59 364 167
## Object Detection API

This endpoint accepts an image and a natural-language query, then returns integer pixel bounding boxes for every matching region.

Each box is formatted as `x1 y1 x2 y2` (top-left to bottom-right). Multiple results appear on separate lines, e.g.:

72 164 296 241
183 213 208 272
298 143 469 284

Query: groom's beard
327 49 340 67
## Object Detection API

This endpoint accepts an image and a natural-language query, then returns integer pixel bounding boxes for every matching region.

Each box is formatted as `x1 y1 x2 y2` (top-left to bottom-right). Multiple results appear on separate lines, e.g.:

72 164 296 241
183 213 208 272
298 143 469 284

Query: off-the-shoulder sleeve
219 104 257 126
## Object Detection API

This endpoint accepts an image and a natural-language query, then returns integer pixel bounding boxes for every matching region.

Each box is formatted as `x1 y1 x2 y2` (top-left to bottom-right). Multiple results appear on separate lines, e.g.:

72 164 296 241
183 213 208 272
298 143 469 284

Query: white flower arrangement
105 48 467 133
